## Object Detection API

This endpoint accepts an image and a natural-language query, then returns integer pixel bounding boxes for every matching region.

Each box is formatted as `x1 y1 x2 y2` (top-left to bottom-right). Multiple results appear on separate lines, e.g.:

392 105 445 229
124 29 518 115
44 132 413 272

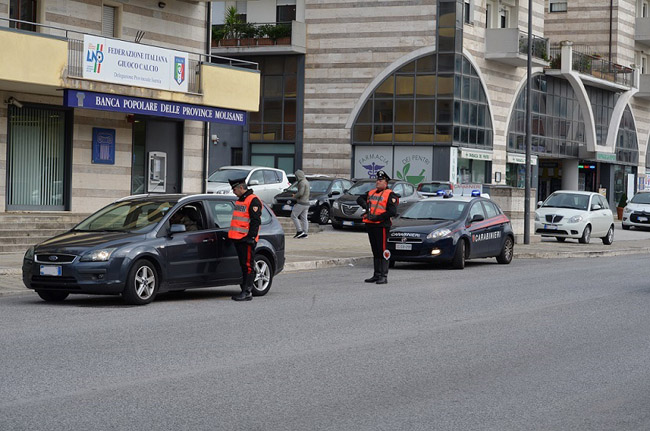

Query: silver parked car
207 166 291 204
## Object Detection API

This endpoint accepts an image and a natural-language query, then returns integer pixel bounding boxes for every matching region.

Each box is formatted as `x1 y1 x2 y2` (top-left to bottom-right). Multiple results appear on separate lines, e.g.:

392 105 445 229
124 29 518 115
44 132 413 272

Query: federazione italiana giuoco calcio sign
83 35 190 93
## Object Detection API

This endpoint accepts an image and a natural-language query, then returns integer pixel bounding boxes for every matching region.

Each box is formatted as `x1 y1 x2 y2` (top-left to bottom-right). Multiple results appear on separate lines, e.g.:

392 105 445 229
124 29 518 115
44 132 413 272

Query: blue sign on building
64 90 246 126
92 128 116 164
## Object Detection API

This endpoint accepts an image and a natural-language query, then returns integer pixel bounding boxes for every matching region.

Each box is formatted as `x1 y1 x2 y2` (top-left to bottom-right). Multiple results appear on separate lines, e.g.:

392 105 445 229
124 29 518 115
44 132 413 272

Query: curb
283 256 373 272
515 247 650 259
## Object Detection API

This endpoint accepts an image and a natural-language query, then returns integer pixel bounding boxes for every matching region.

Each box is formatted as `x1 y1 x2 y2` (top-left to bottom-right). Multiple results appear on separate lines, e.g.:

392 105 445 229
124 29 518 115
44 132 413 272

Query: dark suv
330 179 421 229
22 194 285 305
272 176 354 224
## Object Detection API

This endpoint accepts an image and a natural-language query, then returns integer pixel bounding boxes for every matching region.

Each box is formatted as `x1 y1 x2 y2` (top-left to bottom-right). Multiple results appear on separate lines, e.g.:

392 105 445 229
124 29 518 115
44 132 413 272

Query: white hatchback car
622 191 650 230
207 166 291 204
535 191 614 244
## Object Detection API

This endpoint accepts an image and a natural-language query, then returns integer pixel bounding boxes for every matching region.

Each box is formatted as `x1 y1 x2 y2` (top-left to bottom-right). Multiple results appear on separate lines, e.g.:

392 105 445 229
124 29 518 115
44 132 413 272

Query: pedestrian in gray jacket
291 170 310 238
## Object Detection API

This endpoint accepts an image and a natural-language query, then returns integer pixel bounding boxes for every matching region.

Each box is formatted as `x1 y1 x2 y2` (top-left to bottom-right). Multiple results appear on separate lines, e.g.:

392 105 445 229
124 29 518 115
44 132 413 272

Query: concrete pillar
562 159 579 190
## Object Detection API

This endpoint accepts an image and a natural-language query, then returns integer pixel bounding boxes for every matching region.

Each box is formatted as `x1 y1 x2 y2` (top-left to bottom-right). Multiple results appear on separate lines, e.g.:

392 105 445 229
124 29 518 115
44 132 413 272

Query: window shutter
102 6 116 37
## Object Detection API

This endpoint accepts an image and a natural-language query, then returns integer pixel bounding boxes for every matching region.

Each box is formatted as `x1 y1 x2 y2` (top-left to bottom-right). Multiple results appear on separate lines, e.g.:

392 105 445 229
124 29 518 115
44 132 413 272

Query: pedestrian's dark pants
367 225 389 280
234 241 256 294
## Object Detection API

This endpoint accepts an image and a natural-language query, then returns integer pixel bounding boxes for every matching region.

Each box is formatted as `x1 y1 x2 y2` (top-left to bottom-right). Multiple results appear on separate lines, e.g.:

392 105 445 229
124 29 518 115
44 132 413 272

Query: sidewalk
2 222 650 297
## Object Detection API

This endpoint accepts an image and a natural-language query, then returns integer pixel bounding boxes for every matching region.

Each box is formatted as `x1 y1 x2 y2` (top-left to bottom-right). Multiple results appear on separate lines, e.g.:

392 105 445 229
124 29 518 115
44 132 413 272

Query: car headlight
568 215 583 223
24 246 35 261
333 201 340 209
426 228 451 240
309 199 318 206
535 213 540 221
623 206 632 214
80 248 116 262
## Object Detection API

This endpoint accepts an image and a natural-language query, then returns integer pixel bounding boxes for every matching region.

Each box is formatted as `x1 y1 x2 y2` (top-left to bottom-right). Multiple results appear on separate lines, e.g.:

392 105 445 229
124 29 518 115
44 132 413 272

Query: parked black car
330 179 421 229
272 176 354 224
387 195 514 269
22 194 285 305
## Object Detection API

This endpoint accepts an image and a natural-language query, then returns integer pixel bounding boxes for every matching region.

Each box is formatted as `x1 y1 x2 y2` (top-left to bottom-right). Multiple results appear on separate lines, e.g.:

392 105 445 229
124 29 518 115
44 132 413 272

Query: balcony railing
518 32 549 61
548 45 635 87
212 21 292 47
1 17 258 95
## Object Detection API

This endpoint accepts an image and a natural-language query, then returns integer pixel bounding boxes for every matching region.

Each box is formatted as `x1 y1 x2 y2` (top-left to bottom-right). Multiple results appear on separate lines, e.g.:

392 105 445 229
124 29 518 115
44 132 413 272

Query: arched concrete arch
502 69 545 142
607 91 639 154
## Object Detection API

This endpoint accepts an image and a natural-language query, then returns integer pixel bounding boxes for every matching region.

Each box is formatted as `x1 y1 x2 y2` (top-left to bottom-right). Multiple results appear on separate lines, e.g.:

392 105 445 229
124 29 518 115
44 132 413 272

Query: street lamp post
524 0 533 244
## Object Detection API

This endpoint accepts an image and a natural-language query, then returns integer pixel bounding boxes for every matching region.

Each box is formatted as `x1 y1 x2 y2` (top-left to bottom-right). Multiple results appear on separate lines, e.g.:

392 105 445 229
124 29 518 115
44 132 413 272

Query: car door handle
202 238 215 243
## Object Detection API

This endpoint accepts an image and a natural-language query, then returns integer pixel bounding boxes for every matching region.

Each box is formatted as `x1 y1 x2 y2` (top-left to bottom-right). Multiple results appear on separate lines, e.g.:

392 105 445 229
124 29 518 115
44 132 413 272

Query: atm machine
147 151 167 193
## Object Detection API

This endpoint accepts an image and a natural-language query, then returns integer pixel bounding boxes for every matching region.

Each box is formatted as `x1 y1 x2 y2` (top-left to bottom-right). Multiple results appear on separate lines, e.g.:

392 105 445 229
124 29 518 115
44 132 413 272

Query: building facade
1 0 259 214
211 0 650 208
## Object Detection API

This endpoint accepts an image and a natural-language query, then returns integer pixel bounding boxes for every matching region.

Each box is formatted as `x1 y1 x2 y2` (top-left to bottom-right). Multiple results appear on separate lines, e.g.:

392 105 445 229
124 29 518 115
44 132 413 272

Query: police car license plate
282 204 292 211
40 265 62 276
544 224 558 230
343 221 354 226
638 216 648 222
395 243 412 251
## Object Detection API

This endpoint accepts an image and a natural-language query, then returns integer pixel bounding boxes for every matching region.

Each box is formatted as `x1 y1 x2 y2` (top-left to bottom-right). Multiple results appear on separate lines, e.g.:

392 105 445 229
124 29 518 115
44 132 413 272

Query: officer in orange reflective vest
357 170 398 284
228 177 262 301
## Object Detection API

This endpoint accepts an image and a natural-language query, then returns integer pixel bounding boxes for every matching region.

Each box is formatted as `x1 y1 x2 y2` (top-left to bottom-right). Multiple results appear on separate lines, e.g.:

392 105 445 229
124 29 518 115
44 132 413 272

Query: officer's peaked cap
228 177 247 188
376 170 390 181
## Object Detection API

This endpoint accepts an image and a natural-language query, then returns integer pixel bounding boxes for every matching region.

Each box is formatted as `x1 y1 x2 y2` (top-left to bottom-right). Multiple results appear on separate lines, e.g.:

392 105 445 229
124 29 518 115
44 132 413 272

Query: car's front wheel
496 236 514 264
317 205 330 225
36 290 69 302
578 225 591 244
123 260 158 305
331 218 343 230
622 223 630 230
601 225 614 245
451 239 466 269
252 254 274 296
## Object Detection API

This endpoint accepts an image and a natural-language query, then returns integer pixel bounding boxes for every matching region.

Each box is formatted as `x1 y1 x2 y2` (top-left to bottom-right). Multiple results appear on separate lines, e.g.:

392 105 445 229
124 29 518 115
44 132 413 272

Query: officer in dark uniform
357 170 398 284
228 178 263 301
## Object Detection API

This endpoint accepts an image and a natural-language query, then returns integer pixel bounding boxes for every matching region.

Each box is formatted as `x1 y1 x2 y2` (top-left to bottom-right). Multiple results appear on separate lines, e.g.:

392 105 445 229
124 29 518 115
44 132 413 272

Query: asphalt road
2 255 650 430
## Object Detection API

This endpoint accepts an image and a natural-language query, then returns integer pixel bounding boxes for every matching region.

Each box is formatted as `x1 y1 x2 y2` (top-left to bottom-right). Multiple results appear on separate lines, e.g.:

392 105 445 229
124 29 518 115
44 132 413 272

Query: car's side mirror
470 214 485 223
330 190 341 196
394 193 402 198
169 224 186 235
537 201 543 208
248 180 260 186
591 204 602 211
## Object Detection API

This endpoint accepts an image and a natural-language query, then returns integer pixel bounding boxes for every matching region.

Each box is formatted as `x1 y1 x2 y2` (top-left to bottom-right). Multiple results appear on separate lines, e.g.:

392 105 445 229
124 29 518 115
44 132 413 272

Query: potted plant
211 25 226 47
267 23 292 45
239 22 258 46
257 24 275 46
221 6 242 46
617 192 628 220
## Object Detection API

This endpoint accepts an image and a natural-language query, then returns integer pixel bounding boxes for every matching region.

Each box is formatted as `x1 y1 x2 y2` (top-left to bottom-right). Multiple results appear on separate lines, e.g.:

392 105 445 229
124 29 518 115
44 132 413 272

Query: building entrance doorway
131 118 183 194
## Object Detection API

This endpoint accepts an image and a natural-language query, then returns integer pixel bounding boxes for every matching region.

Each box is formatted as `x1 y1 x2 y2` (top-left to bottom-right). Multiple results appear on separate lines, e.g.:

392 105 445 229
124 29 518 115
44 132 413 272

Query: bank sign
64 90 246 125
83 35 190 93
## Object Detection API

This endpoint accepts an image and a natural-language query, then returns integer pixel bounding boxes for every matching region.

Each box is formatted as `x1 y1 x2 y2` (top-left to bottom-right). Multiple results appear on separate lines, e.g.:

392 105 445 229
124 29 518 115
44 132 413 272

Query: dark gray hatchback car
22 194 285 305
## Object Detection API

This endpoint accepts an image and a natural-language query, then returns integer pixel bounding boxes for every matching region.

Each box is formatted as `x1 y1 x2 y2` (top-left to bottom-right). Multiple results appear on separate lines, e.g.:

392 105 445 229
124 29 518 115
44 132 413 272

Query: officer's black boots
375 259 389 284
365 258 381 282
232 273 255 301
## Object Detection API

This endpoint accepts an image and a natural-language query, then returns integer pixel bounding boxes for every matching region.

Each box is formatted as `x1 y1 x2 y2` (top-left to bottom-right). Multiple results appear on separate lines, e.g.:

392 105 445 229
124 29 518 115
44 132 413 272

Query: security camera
7 97 23 108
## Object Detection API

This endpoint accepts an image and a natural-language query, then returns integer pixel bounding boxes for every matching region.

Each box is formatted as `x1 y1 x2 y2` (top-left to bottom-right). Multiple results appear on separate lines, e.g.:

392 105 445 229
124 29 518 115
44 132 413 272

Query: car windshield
286 180 332 194
542 193 589 211
401 200 468 220
208 169 250 183
630 193 650 204
346 181 377 195
419 183 451 193
74 200 175 233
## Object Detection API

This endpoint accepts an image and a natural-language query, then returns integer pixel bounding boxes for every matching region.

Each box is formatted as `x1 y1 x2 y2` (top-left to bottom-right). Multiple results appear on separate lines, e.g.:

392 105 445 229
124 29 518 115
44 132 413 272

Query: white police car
387 190 514 269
